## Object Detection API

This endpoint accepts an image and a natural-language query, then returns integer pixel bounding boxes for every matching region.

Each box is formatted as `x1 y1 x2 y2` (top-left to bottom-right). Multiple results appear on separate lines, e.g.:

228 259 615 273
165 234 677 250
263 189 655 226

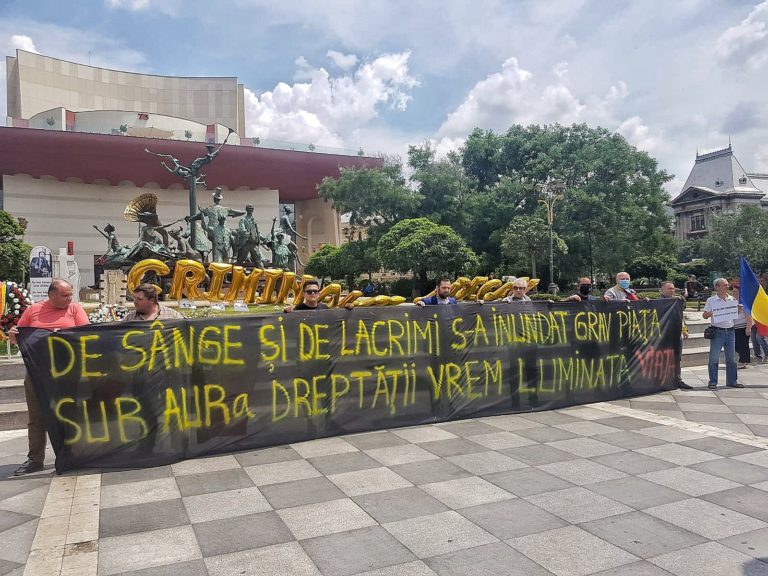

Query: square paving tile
277 498 376 540
99 498 189 538
420 476 515 509
234 445 302 467
353 487 448 523
525 486 632 524
182 486 271 523
587 560 682 575
513 426 580 443
100 477 180 510
639 466 742 496
302 525 416 576
425 541 553 576
175 468 254 498
170 455 240 476
365 444 441 467
701 486 768 522
98 525 202 576
0 510 35 533
100 466 173 487
558 406 617 420
244 459 321 486
587 476 688 510
684 412 743 424
634 444 723 466
589 430 667 450
348 560 437 576
579 511 707 558
419 438 486 458
590 451 676 475
204 541 321 576
328 467 412 497
291 437 358 458
344 431 410 451
464 431 538 449
192 510 293 557
383 510 497 559
678 436 763 457
644 498 767 539
545 437 626 458
554 421 622 437
636 426 706 443
259 476 346 509
538 459 627 486
593 417 659 431
507 525 638 576
390 459 472 485
438 420 501 437
520 411 581 425
482 467 574 497
446 451 528 475
478 414 547 431
110 559 209 576
499 444 579 466
308 451 382 475
650 541 768 576
459 497 567 539
720 526 768 560
735 450 768 468
392 426 458 444
690 457 768 485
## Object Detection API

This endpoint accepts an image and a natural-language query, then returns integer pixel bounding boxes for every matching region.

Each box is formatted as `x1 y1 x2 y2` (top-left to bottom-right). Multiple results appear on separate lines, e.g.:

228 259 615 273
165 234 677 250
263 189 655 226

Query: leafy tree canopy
700 205 768 274
0 211 31 283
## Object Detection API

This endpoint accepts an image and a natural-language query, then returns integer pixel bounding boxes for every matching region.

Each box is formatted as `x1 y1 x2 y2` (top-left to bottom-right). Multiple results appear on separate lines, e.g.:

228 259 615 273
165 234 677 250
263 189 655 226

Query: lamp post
537 179 565 295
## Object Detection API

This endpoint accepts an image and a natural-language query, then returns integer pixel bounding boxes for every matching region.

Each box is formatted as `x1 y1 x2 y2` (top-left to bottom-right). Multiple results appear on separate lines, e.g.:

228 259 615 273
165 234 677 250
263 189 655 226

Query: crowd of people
8 270 762 476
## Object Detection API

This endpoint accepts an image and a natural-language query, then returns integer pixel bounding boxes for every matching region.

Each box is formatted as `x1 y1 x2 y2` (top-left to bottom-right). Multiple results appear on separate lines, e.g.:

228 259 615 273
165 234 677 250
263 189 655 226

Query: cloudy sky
2 0 768 194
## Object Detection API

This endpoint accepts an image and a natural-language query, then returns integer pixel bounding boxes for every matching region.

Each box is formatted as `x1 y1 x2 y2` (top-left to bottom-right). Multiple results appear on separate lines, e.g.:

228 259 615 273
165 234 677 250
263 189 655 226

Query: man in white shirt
702 277 742 389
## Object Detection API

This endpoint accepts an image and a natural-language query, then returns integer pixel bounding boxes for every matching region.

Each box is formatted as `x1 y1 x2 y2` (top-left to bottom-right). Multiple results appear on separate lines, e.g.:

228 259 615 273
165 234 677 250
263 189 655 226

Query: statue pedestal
99 270 127 305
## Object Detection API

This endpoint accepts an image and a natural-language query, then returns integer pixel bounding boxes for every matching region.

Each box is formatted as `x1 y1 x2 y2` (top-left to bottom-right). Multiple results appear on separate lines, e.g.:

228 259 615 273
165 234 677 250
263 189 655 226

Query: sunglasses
513 286 526 290
305 289 319 294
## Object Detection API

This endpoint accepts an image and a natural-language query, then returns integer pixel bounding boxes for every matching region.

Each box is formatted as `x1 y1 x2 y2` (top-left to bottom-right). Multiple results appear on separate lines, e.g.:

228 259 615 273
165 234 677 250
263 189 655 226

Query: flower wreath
1 281 34 334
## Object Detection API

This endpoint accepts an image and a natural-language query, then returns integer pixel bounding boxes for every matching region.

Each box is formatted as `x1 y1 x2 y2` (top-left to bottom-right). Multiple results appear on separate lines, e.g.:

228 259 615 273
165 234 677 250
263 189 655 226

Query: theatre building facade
2 50 380 283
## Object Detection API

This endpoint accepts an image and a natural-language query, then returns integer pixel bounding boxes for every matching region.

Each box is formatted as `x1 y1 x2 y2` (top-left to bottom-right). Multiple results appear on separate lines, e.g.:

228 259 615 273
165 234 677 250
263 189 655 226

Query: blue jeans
708 328 737 386
752 325 766 359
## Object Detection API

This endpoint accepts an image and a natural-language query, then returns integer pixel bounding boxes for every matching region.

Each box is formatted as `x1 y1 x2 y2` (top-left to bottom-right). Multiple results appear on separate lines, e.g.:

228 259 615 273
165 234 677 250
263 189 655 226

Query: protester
566 277 599 302
702 278 742 389
730 279 753 368
284 279 354 312
8 279 89 475
603 272 639 301
122 283 183 321
417 278 458 306
502 279 531 302
659 281 693 389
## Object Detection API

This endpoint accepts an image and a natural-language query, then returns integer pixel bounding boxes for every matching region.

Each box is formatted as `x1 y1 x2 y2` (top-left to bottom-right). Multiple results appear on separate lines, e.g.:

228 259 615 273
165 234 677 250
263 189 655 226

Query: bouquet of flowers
88 304 129 324
1 281 33 334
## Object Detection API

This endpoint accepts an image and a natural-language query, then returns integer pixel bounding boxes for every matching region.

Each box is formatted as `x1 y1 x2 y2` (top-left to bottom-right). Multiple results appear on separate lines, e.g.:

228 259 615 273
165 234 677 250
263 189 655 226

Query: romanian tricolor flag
739 257 768 325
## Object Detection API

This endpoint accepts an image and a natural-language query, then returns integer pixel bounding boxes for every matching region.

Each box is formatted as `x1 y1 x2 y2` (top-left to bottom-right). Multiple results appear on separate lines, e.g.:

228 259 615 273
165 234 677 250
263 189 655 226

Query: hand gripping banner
18 300 682 472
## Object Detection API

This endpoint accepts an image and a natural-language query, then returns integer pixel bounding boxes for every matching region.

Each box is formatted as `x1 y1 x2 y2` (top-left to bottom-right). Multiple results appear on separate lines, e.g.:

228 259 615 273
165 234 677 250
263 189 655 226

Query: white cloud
714 1 768 69
10 34 37 53
106 0 151 10
244 51 418 147
617 116 659 152
327 50 358 70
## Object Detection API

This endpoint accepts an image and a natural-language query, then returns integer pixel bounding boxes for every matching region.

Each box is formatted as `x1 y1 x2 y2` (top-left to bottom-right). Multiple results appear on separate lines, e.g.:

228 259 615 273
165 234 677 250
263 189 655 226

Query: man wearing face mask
604 272 639 302
567 277 599 302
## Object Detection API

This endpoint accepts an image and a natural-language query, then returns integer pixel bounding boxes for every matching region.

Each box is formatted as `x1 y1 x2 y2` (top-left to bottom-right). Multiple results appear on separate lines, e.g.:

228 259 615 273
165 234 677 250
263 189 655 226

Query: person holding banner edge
659 281 694 390
284 279 354 313
8 279 90 475
702 278 742 389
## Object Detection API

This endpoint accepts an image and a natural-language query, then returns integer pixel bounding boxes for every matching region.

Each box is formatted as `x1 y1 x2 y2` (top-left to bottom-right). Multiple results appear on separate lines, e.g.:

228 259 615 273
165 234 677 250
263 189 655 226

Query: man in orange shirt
9 279 89 475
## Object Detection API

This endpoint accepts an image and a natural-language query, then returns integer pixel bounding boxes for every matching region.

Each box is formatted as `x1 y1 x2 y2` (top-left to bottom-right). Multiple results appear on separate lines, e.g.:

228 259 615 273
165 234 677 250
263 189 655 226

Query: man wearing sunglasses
501 279 531 302
283 279 354 313
566 277 599 302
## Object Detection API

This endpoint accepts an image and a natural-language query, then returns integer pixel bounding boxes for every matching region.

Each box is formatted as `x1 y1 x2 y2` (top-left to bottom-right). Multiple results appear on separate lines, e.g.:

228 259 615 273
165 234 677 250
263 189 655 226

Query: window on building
690 214 706 232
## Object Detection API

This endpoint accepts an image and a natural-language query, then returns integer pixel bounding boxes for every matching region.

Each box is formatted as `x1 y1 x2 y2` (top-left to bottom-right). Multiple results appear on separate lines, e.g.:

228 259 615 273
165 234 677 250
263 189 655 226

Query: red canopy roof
0 127 381 201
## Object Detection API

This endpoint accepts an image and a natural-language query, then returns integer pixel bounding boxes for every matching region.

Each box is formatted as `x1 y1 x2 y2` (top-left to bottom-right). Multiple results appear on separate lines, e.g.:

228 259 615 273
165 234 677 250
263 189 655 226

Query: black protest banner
18 299 682 472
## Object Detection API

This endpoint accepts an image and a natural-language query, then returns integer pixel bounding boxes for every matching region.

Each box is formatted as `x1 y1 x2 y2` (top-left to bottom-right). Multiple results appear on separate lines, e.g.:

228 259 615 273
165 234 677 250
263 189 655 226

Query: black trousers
734 326 751 363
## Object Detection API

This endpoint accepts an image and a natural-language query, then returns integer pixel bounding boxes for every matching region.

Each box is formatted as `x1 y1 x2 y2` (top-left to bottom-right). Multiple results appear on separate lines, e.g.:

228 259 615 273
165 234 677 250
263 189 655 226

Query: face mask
618 279 631 289
579 285 592 295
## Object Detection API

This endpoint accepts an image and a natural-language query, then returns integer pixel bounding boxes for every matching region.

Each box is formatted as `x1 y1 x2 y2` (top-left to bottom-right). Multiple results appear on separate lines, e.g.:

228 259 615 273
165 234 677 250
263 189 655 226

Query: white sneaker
738 363 748 369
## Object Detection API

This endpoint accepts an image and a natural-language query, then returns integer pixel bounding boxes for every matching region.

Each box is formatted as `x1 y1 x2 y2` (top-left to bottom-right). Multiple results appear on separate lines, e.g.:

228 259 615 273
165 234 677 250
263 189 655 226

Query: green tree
317 160 421 227
700 205 768 274
500 215 567 279
333 238 382 289
304 244 340 283
377 218 478 291
0 211 30 283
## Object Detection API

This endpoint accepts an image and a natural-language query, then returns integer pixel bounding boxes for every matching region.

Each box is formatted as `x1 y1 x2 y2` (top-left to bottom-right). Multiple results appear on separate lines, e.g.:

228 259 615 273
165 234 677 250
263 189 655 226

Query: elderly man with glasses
702 277 743 389
502 279 531 302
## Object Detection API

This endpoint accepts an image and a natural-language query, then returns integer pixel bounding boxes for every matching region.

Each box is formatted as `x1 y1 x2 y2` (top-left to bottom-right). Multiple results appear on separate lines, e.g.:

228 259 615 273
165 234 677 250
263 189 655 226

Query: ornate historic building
670 145 768 240
1 50 380 283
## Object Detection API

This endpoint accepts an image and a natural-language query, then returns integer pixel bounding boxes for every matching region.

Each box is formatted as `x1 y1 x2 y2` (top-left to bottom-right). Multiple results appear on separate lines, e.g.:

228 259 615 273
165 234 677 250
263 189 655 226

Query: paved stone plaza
1 364 768 576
